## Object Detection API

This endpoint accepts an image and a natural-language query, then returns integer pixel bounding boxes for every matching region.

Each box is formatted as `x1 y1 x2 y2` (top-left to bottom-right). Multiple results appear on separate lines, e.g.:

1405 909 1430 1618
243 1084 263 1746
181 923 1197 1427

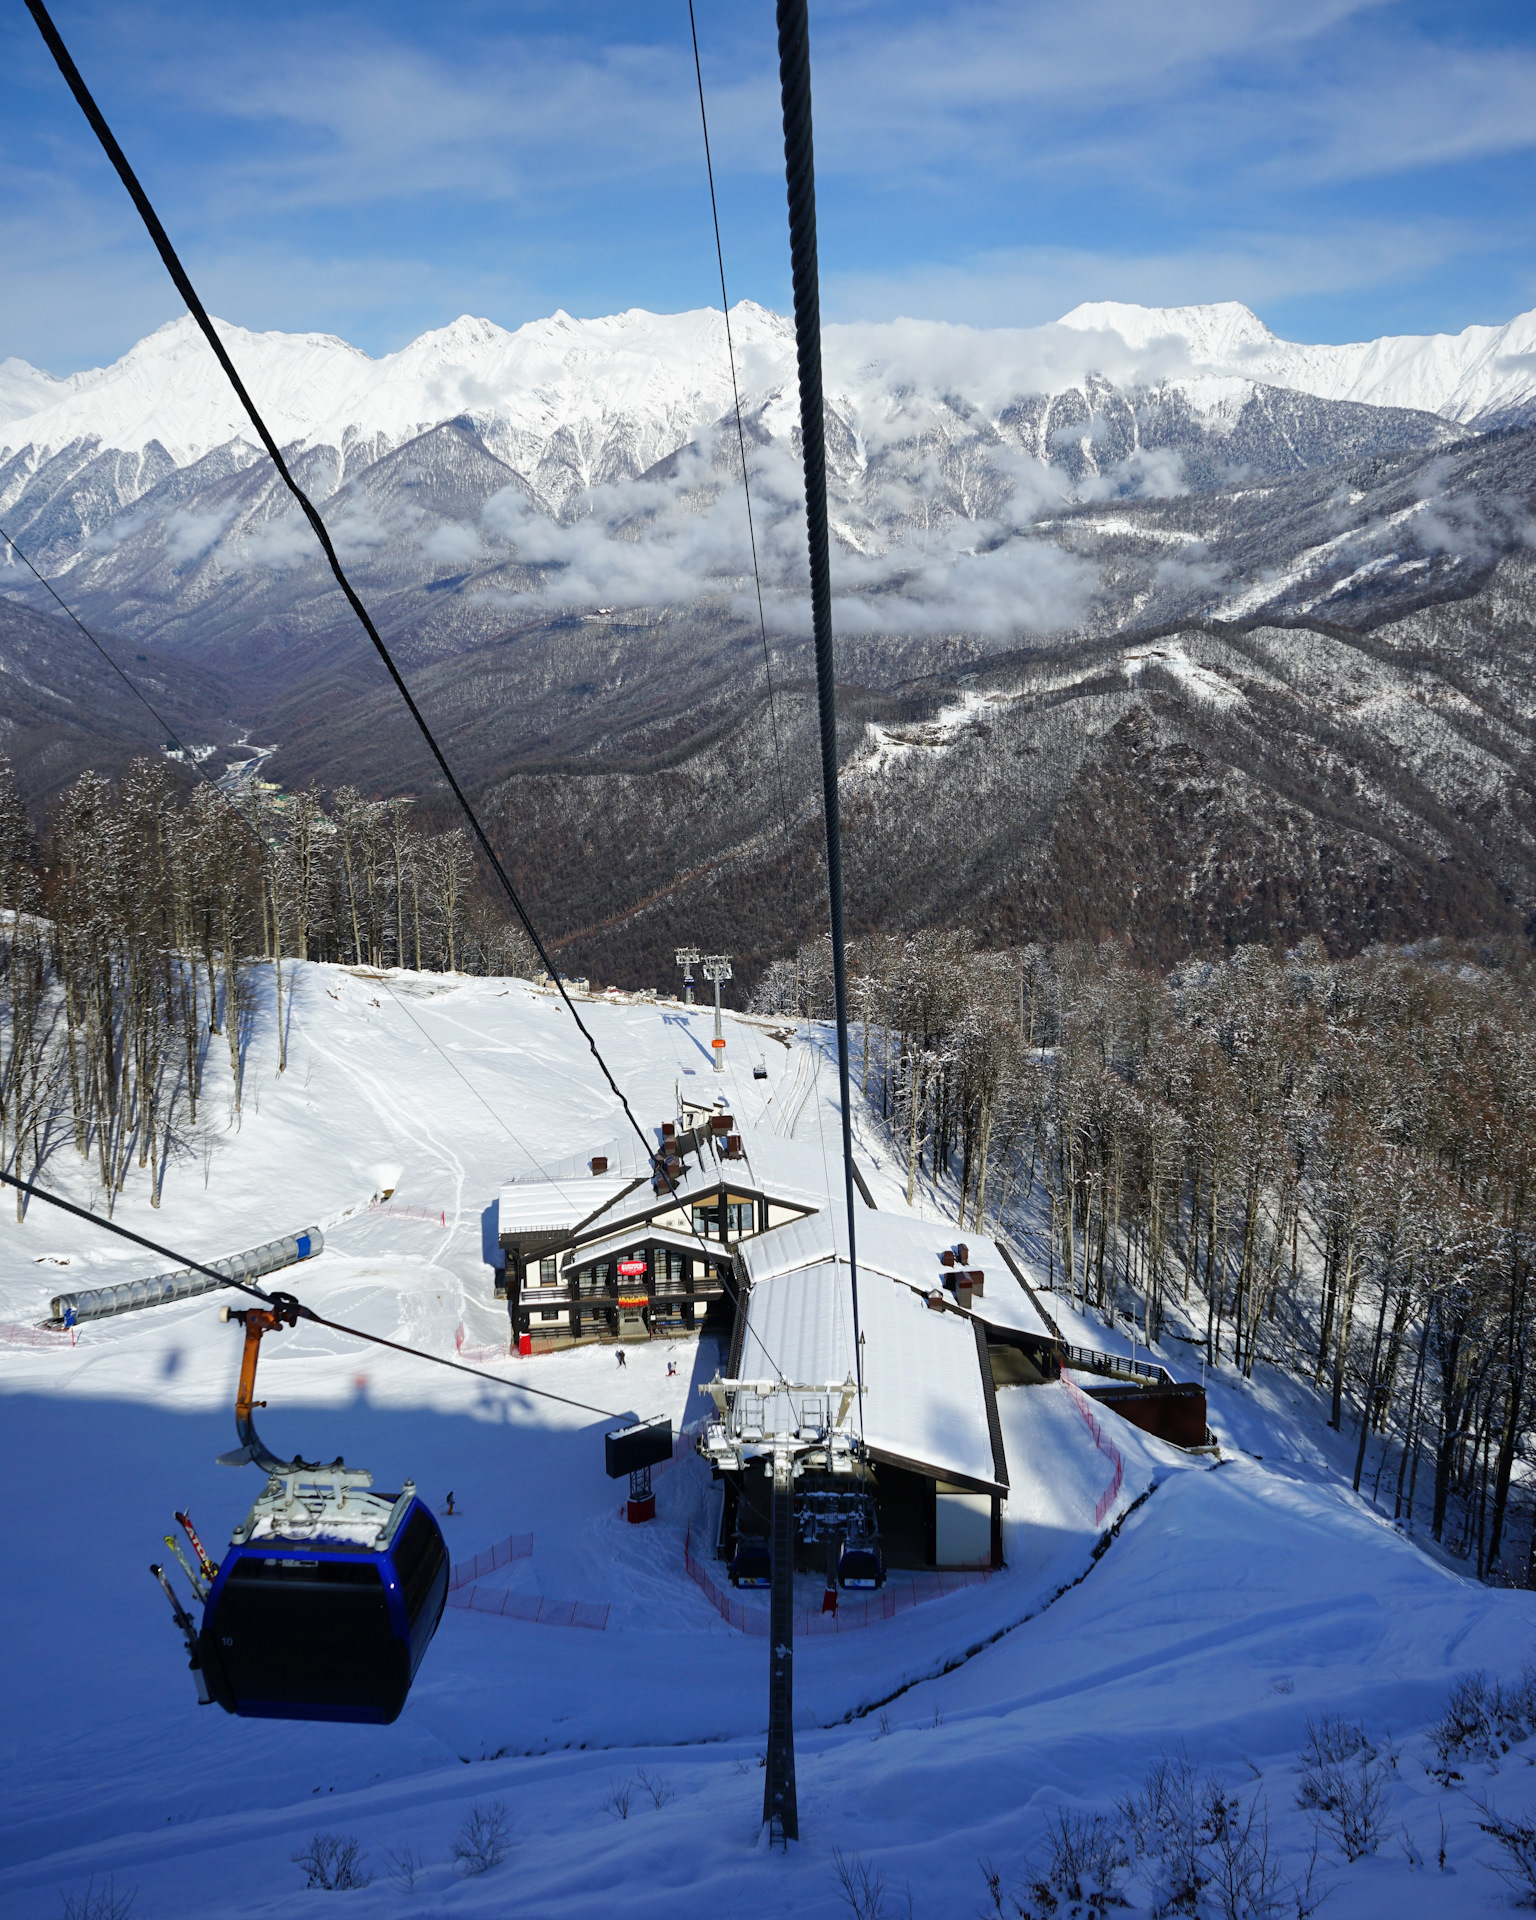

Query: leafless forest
0 755 532 1216
756 931 1536 1585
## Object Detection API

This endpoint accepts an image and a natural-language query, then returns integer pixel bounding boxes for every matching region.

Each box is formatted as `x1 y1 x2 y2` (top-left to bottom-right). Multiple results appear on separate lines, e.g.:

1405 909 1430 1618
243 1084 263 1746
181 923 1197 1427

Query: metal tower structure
675 946 701 1006
702 955 733 1073
696 1372 862 1845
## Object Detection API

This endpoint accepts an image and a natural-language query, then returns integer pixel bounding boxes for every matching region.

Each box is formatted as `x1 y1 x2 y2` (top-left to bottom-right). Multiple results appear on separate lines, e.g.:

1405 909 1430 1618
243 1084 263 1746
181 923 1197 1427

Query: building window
539 1308 558 1322
691 1203 721 1240
667 1250 686 1282
725 1200 754 1237
539 1256 557 1286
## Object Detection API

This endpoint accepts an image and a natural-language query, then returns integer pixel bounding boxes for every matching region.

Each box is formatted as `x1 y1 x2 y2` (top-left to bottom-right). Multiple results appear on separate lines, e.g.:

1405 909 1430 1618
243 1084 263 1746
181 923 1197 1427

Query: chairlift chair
153 1293 448 1723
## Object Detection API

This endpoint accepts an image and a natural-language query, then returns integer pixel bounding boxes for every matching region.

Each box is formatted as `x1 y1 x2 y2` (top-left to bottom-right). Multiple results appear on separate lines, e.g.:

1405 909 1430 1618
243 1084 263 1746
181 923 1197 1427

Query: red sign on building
617 1258 647 1276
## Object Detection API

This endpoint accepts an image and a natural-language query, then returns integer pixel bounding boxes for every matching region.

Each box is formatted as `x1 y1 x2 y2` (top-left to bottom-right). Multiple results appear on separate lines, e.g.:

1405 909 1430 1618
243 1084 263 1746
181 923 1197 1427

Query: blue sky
3 0 1536 373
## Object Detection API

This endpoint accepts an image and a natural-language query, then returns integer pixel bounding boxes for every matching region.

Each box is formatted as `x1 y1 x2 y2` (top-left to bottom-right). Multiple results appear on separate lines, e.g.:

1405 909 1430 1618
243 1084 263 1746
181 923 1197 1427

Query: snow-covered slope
3 970 1535 1916
1061 298 1536 425
0 305 795 478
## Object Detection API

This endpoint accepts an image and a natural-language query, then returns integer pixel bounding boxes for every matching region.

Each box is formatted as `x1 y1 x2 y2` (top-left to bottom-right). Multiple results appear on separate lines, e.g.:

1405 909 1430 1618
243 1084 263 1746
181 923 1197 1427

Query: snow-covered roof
737 1261 1006 1495
554 1125 837 1242
497 1173 642 1237
560 1224 727 1271
739 1211 1054 1342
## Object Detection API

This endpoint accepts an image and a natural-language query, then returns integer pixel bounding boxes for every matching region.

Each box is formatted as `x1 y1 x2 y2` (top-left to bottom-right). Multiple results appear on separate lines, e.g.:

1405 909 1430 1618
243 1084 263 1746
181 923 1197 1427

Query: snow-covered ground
2 965 1534 1917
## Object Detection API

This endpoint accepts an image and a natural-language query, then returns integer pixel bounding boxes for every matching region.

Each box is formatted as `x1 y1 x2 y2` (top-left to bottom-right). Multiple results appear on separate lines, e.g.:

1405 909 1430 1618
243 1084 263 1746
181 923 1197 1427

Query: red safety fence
449 1532 534 1591
454 1323 515 1363
682 1528 991 1636
447 1586 609 1631
0 1321 74 1348
370 1202 448 1223
1061 1370 1125 1524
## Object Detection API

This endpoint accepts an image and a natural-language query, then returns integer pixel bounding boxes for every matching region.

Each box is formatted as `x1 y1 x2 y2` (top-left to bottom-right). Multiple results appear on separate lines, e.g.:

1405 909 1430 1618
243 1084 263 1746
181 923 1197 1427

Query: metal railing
1052 1340 1174 1388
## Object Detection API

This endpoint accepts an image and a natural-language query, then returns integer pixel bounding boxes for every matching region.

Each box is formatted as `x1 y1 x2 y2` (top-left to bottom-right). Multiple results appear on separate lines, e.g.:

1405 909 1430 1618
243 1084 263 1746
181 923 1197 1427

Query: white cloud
163 500 239 563
470 420 1095 640
420 521 483 566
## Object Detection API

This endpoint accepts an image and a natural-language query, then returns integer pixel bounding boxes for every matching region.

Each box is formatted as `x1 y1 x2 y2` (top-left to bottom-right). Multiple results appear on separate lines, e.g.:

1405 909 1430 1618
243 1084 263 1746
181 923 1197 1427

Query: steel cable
22 0 792 1382
774 0 864 1428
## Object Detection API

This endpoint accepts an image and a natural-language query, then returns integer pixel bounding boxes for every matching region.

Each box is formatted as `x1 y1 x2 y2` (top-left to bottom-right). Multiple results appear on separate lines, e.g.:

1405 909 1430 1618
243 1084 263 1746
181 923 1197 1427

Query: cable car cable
0 515 610 1202
774 0 865 1434
22 0 793 1384
686 0 798 904
24 0 675 1200
2 509 747 1303
0 1168 628 1423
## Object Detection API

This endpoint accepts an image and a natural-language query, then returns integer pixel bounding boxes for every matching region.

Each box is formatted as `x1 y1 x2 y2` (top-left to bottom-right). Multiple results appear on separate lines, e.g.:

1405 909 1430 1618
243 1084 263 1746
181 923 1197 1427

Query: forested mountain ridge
3 303 1536 988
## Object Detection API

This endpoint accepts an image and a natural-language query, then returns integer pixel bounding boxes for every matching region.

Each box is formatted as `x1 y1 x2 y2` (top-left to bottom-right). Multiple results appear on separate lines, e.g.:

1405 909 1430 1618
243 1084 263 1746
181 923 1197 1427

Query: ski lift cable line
24 0 792 1385
0 515 589 1209
4 516 772 1389
686 0 798 906
0 1169 631 1423
775 0 864 1436
22 0 643 1177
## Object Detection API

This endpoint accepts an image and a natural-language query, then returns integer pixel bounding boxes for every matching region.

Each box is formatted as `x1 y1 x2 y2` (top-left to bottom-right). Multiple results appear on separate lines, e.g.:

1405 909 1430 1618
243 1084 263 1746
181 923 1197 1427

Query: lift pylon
701 954 733 1073
696 1372 863 1844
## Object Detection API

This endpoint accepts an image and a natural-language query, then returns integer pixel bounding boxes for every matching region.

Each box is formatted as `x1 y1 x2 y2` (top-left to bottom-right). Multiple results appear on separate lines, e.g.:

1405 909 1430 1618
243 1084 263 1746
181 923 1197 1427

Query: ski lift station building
722 1209 1057 1571
495 1110 842 1352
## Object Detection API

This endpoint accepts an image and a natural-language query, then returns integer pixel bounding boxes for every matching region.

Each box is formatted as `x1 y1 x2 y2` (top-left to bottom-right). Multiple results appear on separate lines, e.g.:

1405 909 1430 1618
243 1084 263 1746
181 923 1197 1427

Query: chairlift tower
702 954 733 1074
696 1372 863 1845
675 946 701 1006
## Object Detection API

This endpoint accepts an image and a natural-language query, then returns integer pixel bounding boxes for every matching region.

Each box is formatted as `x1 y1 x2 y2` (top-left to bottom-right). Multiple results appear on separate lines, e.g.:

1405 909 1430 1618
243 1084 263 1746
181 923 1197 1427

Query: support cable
0 1169 626 1423
774 0 864 1428
23 0 792 1383
25 0 654 1188
686 0 798 902
0 530 776 1372
0 515 569 1183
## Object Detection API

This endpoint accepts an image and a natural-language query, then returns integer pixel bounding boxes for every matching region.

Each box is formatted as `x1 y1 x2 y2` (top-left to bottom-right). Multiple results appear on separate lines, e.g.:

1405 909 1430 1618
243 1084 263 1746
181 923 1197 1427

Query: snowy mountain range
5 296 1536 976
0 296 1508 676
5 297 1536 475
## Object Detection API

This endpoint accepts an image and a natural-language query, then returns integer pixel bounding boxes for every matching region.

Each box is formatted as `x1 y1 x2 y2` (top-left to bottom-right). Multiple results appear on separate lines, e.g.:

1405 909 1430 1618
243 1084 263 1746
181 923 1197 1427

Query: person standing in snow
616 1348 626 1369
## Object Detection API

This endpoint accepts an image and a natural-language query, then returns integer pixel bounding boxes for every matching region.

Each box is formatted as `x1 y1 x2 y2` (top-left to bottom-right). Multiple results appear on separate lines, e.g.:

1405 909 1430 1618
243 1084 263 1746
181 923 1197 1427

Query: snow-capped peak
1059 300 1279 363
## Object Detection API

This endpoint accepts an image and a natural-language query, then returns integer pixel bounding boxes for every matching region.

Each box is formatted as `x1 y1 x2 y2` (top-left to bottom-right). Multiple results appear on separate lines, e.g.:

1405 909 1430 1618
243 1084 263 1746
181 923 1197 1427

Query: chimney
957 1243 970 1265
940 1250 956 1268
661 1122 676 1141
726 1133 743 1159
590 1155 608 1176
968 1270 985 1297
